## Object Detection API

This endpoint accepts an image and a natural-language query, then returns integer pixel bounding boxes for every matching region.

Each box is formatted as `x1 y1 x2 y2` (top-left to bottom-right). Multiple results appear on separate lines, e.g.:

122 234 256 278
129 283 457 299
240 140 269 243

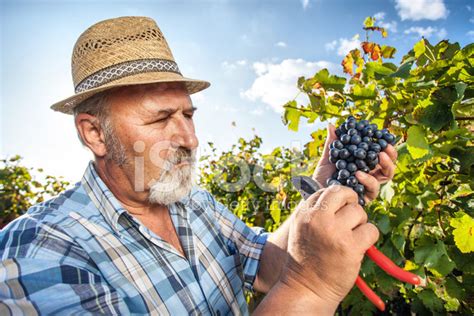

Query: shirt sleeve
0 217 130 315
202 190 270 291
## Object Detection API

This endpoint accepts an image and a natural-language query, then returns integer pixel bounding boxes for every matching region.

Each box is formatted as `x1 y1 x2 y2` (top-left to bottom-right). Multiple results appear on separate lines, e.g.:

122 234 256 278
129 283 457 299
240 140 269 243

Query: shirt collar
80 160 193 235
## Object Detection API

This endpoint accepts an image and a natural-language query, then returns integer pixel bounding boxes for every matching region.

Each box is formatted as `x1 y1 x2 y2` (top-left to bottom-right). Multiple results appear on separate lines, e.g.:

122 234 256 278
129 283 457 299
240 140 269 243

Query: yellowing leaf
363 16 375 28
362 42 382 61
450 214 474 253
404 260 419 271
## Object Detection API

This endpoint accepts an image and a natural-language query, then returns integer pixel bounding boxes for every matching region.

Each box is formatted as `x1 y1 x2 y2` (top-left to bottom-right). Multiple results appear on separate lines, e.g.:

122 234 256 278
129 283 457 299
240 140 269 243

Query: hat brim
50 71 210 115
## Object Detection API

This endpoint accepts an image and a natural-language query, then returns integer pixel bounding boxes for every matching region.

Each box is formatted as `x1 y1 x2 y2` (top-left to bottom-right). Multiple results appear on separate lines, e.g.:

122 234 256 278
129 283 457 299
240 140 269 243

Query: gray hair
73 90 128 166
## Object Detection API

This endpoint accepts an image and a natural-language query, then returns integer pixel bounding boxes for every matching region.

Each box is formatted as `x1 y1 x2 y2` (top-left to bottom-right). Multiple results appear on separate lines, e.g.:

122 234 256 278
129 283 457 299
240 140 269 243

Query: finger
352 222 380 253
335 203 368 230
314 185 358 215
378 151 396 181
319 124 338 165
355 171 380 201
384 144 398 163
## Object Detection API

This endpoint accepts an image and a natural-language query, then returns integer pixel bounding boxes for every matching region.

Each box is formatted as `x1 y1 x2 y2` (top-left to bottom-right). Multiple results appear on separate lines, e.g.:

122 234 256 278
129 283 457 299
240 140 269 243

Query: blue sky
1 0 473 181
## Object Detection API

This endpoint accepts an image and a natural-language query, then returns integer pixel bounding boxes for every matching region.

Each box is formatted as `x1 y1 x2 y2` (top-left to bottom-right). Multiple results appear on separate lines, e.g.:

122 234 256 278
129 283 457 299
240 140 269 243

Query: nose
171 116 199 150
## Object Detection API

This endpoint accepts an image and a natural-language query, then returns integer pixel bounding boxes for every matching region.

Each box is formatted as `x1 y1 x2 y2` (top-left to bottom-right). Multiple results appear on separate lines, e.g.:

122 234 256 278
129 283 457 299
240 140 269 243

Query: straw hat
50 16 210 114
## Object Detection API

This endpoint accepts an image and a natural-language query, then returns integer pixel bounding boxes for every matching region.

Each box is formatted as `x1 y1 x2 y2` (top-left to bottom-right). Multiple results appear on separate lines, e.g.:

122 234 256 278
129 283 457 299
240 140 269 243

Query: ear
75 113 107 157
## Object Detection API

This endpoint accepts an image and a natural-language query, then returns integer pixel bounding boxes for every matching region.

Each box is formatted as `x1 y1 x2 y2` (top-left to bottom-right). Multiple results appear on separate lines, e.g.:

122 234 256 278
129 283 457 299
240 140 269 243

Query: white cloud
395 0 448 21
337 37 361 56
467 5 472 12
276 41 287 48
404 26 447 39
221 59 247 71
325 36 360 56
374 12 386 20
468 30 474 39
302 0 310 10
372 11 398 33
324 40 337 51
241 58 337 113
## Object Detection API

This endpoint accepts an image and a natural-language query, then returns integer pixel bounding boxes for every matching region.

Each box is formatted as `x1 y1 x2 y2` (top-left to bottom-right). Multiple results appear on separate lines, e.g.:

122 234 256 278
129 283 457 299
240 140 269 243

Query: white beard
148 151 197 206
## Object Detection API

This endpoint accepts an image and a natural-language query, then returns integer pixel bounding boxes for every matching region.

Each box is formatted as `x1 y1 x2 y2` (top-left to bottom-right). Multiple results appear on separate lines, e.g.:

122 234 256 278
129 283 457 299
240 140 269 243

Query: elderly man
0 17 396 315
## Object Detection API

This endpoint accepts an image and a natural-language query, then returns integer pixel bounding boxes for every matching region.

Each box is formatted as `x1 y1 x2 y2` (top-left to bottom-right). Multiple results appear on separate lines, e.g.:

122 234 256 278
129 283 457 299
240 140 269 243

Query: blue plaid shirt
0 161 269 315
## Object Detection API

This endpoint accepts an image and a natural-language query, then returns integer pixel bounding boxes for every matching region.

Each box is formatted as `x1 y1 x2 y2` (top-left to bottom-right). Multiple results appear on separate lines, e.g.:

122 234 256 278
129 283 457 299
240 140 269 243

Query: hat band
74 58 181 93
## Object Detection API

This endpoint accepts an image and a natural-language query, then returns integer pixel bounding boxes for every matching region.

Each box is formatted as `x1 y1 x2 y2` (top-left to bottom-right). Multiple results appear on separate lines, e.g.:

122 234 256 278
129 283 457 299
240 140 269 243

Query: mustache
167 147 196 165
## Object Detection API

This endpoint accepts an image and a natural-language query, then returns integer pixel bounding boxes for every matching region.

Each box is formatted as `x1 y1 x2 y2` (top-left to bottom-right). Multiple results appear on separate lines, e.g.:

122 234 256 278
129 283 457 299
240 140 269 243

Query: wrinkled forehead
109 82 192 114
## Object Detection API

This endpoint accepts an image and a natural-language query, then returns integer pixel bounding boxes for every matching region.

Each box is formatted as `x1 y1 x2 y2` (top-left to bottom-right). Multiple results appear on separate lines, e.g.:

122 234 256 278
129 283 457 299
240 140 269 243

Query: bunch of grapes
327 116 396 206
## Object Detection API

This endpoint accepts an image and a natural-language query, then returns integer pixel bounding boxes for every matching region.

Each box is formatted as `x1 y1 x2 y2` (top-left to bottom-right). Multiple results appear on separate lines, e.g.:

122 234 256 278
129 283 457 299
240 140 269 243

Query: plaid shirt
0 161 269 315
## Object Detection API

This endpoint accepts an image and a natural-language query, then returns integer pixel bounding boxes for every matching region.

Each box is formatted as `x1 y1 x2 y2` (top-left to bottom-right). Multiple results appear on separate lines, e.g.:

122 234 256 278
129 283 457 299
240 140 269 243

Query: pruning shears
291 176 425 311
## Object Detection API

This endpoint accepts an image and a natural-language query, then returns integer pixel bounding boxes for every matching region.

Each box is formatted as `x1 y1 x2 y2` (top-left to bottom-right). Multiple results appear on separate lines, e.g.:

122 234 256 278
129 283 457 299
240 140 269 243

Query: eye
155 116 169 123
184 113 194 119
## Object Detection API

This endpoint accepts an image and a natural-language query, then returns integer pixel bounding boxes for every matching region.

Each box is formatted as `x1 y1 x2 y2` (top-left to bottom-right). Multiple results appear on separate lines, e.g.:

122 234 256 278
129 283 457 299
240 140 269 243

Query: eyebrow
154 106 198 116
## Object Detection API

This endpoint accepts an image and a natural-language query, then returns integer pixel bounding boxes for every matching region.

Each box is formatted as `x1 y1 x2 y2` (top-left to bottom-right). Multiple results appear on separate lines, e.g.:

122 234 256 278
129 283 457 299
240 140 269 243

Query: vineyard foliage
1 16 473 315
200 17 474 314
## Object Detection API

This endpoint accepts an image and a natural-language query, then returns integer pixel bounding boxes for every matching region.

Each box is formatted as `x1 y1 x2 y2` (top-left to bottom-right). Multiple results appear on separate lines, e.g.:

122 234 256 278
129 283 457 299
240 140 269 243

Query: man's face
104 82 199 205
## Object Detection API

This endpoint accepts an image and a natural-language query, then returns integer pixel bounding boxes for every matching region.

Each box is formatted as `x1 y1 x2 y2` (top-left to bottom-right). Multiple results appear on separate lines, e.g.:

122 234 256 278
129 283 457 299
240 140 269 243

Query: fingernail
356 171 366 178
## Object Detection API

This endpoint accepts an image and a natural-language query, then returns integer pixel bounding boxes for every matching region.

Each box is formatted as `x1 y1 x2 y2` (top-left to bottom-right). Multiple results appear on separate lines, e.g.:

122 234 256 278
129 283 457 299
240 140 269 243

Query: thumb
320 123 338 163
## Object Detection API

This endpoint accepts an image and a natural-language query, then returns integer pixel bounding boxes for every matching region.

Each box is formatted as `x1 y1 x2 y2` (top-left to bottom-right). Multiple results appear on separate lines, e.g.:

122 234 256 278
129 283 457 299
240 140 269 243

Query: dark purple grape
370 143 381 153
346 176 358 187
378 139 388 150
361 166 370 173
346 120 356 130
347 128 357 136
347 144 358 154
356 159 367 169
351 135 361 145
364 128 374 137
347 115 356 121
370 124 378 130
358 142 369 151
333 140 344 149
332 171 339 179
337 169 350 180
362 136 371 143
329 156 338 163
339 148 350 159
327 179 341 186
347 155 355 163
354 184 365 195
340 125 347 133
335 128 342 137
354 148 367 159
358 196 366 206
383 133 395 144
341 134 351 144
374 130 383 139
361 120 369 126
336 159 347 170
347 163 357 173
367 160 378 170
356 122 365 131
330 148 340 159
366 151 377 161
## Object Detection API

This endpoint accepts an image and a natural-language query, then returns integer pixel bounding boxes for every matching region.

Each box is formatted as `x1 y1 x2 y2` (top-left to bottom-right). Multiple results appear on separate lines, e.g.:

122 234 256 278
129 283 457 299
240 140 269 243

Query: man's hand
312 124 398 203
254 186 379 315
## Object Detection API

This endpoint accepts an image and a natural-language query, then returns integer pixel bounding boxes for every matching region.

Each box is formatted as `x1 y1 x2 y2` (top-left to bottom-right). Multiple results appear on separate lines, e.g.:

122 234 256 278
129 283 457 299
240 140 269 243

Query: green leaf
380 180 395 203
389 58 414 79
406 126 431 159
450 214 474 253
269 200 281 225
414 39 426 58
419 289 445 312
351 83 377 100
311 68 346 91
449 147 474 175
414 238 456 276
283 101 301 132
414 98 454 132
